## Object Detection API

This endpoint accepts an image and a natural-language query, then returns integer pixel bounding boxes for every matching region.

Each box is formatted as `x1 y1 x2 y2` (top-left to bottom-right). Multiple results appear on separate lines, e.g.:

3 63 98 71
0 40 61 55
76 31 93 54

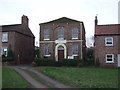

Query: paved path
8 66 47 88
7 65 71 88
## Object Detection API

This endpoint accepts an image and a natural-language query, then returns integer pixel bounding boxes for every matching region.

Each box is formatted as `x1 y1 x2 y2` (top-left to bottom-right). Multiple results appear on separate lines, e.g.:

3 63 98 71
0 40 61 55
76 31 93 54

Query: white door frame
55 44 67 61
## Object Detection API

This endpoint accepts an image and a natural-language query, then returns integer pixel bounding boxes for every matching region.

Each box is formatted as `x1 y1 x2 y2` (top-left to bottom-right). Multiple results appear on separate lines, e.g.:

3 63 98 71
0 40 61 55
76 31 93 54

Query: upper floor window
72 28 78 39
44 29 50 40
44 44 50 56
106 54 114 63
105 37 113 46
58 27 64 39
2 32 8 42
72 44 78 55
2 48 8 57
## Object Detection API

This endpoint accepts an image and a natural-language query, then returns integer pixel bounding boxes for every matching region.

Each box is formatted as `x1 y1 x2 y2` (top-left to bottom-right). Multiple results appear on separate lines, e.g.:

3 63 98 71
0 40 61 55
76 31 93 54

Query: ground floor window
106 54 114 63
2 48 8 57
72 44 78 55
44 44 50 56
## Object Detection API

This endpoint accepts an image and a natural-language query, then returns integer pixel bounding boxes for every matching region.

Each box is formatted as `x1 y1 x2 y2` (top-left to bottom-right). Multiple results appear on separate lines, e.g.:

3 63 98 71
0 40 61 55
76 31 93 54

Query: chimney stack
22 15 29 27
95 16 98 26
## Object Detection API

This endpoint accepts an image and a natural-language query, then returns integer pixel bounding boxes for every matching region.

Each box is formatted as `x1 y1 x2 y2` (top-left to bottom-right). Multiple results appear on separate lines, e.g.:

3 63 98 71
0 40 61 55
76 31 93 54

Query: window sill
58 38 64 40
106 61 114 63
72 54 78 56
44 55 51 57
44 39 50 41
72 38 78 40
105 44 113 46
2 41 8 43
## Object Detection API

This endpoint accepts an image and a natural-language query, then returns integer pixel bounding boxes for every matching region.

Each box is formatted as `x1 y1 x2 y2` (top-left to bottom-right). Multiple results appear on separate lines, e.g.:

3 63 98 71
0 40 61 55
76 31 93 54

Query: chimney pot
95 16 98 26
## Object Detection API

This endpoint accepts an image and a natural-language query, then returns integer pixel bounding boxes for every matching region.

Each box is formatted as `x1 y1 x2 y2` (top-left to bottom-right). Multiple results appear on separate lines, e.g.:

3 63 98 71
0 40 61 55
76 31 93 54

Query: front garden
34 66 118 88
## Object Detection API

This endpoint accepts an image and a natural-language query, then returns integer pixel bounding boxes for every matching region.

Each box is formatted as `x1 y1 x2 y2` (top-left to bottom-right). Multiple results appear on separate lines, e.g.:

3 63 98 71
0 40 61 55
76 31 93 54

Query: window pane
58 46 64 50
44 29 50 40
106 42 112 44
72 44 78 55
2 33 8 42
72 28 78 39
107 58 112 61
106 54 113 62
44 44 50 55
58 27 64 39
105 37 113 46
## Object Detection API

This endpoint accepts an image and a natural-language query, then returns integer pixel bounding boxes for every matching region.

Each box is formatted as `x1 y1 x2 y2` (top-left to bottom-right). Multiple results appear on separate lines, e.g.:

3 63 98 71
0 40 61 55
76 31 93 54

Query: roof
2 24 35 38
40 17 82 25
95 24 120 35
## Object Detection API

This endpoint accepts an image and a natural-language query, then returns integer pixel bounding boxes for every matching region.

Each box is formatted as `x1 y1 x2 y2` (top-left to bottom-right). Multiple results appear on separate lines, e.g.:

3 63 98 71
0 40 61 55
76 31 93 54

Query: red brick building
94 16 120 67
39 17 86 61
1 15 35 64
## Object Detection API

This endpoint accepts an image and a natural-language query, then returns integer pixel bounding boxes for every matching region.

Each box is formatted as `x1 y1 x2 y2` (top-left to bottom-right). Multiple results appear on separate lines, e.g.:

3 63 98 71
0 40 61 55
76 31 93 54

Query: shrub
34 58 56 66
2 44 14 62
95 58 100 67
85 59 94 66
35 49 40 58
2 57 14 62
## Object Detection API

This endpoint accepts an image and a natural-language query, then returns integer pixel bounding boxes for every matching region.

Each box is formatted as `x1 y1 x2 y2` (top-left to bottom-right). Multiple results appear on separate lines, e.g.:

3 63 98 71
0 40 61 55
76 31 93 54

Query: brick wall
95 35 119 67
40 20 86 60
14 32 34 64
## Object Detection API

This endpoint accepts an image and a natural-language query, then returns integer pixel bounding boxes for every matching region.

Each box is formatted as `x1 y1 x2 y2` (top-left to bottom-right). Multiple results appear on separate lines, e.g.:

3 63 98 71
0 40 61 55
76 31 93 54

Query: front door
118 54 120 67
58 46 64 60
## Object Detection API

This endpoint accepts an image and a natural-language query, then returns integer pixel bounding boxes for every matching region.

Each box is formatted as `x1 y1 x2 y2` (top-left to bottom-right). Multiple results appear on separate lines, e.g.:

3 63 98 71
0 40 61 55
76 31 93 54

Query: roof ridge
40 17 82 25
97 24 120 26
2 24 21 26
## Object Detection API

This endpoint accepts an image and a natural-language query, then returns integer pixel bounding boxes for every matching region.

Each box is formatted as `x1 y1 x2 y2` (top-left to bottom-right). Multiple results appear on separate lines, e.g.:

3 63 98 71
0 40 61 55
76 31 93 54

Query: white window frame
2 32 8 42
72 28 78 39
106 54 114 63
105 37 113 46
44 29 50 40
2 47 8 57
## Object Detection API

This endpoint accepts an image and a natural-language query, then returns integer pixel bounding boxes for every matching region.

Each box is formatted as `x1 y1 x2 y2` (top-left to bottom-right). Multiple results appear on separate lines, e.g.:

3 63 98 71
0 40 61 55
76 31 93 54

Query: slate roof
2 24 35 38
95 24 120 35
40 17 82 25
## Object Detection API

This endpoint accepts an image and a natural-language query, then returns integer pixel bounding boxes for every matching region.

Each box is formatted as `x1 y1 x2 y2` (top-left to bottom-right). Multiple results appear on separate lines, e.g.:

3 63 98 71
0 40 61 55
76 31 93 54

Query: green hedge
58 59 83 67
34 58 83 67
34 58 56 66
2 57 14 62
85 59 94 66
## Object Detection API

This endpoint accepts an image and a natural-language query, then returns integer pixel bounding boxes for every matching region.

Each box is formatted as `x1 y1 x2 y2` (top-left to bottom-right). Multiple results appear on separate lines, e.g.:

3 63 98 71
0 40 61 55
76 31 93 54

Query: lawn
34 66 118 88
2 67 33 88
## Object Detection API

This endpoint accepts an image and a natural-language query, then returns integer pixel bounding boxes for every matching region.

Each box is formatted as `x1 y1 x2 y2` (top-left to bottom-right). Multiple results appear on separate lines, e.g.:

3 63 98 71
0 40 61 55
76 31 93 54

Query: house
94 16 120 67
39 17 86 61
1 15 35 64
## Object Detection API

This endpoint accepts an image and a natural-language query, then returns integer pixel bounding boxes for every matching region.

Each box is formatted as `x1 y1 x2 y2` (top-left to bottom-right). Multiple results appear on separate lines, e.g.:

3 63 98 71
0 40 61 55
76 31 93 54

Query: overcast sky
0 0 119 47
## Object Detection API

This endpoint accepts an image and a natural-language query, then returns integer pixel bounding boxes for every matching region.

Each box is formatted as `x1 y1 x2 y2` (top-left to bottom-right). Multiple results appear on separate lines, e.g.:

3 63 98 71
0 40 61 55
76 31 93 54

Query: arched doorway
58 46 64 60
55 44 67 61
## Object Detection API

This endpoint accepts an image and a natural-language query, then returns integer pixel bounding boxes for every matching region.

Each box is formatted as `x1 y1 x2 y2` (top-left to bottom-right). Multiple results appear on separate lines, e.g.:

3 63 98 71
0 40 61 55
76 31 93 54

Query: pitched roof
40 17 82 25
2 24 35 38
95 24 120 35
